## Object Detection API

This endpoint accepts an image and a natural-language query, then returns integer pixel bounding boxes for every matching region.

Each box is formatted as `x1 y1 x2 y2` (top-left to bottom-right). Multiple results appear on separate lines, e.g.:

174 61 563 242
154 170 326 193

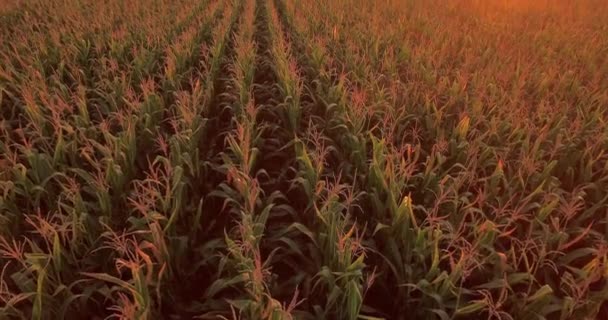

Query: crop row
1 0 608 319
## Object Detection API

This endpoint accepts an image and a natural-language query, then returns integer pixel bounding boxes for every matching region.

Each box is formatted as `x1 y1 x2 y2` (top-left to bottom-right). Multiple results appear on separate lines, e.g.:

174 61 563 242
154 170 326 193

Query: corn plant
1 0 608 319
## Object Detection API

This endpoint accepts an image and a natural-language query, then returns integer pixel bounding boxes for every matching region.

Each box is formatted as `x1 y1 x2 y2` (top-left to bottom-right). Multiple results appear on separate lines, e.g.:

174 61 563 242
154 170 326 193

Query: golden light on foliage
0 0 607 319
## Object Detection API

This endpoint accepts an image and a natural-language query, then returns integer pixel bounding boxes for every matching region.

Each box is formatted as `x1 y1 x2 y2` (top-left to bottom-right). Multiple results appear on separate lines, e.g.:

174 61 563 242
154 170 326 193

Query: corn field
1 0 608 319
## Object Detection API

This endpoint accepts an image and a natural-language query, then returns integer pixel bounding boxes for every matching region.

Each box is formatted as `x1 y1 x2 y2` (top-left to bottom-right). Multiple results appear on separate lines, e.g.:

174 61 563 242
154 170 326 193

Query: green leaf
527 285 553 302
455 300 486 315
33 268 46 320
